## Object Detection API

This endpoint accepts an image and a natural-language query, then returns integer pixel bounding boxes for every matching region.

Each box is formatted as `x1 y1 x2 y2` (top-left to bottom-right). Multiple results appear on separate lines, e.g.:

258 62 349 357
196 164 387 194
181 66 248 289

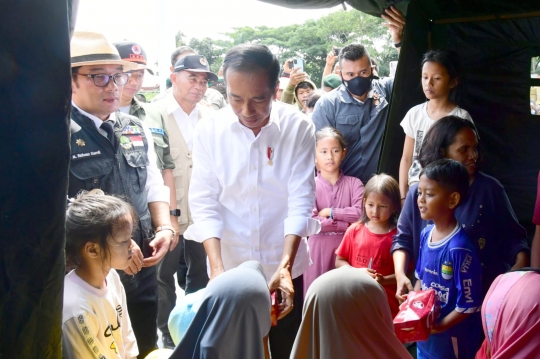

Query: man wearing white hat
68 31 176 358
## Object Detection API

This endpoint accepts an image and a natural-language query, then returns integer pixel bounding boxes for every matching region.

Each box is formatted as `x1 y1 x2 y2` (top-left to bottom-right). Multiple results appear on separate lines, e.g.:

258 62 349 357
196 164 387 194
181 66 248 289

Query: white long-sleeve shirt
72 103 170 204
184 102 321 281
166 93 199 151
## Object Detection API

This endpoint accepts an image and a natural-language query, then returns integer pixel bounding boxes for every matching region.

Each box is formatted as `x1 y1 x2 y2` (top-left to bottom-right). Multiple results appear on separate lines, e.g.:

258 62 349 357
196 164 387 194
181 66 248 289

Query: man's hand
203 237 225 282
395 272 414 303
142 231 172 267
381 6 406 44
169 216 181 251
326 49 338 67
318 208 331 218
209 267 225 282
283 59 293 74
268 267 295 319
124 240 144 275
289 67 307 86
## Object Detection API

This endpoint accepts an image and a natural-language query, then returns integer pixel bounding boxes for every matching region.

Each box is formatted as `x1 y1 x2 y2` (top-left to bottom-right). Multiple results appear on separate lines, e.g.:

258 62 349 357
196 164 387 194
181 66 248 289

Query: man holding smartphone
281 58 317 112
312 6 405 184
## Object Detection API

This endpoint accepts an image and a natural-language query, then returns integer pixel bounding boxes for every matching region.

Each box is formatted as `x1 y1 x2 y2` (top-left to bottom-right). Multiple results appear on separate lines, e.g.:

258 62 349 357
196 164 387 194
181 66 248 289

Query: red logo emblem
131 44 142 55
199 57 207 66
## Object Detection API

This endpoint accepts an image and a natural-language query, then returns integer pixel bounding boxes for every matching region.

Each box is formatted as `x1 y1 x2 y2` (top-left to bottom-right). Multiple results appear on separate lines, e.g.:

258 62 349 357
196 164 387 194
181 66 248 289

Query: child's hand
124 240 143 275
395 274 414 303
289 67 307 86
318 208 331 218
398 294 409 310
374 273 385 283
357 267 377 279
430 323 444 335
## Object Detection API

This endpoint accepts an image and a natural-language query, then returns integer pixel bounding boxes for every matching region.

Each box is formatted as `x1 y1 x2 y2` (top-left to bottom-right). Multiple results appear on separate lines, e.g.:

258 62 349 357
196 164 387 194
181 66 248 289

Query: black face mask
342 74 373 97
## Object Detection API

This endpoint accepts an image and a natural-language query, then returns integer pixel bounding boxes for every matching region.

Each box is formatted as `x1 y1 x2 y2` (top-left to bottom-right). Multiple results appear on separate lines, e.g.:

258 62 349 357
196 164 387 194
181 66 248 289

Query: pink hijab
476 270 540 359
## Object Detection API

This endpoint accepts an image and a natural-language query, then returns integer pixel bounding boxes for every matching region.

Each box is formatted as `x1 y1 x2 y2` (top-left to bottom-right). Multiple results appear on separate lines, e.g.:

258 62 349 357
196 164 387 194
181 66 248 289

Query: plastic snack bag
393 289 440 343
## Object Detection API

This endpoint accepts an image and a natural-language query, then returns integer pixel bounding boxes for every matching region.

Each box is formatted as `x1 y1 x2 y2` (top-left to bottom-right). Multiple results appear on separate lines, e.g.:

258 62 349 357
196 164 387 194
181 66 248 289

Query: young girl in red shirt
335 174 401 317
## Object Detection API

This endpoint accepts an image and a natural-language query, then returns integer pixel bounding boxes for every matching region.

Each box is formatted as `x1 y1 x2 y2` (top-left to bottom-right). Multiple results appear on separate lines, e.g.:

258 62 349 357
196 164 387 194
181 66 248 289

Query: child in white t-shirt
63 192 139 359
399 50 473 201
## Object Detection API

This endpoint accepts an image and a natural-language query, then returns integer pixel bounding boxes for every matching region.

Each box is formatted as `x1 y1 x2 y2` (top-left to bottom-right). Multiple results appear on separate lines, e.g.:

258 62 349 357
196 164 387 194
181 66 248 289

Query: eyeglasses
74 72 130 87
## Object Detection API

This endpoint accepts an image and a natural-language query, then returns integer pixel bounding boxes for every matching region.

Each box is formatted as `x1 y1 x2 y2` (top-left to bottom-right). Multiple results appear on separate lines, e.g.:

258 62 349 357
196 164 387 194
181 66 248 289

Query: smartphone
334 47 342 56
293 58 304 73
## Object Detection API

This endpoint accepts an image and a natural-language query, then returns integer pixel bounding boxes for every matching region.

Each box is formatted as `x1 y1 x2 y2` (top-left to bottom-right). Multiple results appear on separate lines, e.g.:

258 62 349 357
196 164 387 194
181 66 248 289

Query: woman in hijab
290 266 412 359
392 116 529 299
169 260 271 359
475 270 540 359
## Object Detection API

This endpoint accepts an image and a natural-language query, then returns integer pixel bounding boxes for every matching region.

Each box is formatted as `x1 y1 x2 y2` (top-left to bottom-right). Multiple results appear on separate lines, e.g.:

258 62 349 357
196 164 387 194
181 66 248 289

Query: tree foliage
176 9 398 84
175 31 186 47
188 37 226 72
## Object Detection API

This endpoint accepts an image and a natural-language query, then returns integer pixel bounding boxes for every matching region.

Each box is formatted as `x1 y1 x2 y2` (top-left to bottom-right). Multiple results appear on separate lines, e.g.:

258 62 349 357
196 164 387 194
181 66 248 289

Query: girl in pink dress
304 127 364 296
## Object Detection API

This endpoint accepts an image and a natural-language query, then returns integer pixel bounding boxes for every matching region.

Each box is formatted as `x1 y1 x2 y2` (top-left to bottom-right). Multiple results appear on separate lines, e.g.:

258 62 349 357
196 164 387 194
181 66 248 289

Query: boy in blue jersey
414 159 483 359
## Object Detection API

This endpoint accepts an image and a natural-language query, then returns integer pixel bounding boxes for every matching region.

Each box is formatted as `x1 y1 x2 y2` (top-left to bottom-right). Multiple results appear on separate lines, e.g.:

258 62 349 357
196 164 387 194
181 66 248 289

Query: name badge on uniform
72 150 102 160
149 127 165 136
122 125 142 135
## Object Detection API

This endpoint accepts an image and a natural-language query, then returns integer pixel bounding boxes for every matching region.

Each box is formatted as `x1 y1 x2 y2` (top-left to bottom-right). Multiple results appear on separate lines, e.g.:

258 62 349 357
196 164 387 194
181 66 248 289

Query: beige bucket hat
70 31 139 71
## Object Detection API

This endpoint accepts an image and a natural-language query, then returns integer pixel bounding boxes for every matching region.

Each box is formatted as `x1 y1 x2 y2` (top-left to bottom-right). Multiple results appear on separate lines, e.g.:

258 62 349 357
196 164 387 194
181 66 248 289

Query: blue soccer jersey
415 224 482 359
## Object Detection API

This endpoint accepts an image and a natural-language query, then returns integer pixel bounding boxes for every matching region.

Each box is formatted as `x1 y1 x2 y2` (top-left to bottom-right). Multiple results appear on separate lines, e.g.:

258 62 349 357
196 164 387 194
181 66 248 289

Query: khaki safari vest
153 96 214 235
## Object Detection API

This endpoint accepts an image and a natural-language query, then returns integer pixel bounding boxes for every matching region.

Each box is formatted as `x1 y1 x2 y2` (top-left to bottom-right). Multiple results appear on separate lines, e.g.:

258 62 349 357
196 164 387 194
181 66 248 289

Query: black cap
113 41 154 75
173 55 218 81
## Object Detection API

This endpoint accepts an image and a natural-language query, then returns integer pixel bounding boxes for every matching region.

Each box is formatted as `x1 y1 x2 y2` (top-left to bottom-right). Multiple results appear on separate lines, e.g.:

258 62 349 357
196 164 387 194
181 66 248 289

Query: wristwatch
394 41 402 48
170 209 181 217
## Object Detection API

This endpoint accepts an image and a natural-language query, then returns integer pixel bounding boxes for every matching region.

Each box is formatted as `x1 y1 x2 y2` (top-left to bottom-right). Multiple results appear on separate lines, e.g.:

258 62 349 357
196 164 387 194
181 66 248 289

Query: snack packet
393 289 440 343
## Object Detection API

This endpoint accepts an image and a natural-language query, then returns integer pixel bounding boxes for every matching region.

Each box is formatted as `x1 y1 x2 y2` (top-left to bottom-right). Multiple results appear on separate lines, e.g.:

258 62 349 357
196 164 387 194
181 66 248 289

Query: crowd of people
61 5 540 359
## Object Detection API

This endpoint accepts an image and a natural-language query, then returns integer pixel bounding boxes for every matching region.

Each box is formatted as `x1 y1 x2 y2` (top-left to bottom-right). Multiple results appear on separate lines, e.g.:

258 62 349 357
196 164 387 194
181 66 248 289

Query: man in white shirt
68 31 175 358
184 44 320 359
146 54 215 348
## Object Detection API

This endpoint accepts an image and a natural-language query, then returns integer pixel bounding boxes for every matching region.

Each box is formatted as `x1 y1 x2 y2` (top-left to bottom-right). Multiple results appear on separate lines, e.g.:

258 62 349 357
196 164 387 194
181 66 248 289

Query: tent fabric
0 0 72 358
446 18 540 225
257 0 409 16
259 0 538 19
380 2 540 237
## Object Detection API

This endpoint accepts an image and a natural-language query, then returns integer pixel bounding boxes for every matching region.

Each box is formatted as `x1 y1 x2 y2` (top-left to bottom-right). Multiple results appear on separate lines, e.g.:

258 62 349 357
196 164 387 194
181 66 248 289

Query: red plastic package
393 289 440 343
270 291 279 326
